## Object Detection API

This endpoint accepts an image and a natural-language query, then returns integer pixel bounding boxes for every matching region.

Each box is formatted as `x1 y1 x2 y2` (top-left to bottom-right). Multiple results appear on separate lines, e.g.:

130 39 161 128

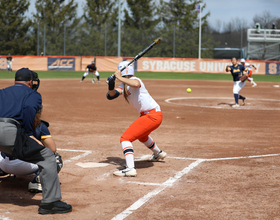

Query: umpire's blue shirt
0 83 42 135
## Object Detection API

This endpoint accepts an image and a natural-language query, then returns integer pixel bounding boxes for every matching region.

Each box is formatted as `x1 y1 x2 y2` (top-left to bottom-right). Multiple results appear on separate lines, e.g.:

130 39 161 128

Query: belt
0 118 19 127
1 152 16 160
140 108 161 116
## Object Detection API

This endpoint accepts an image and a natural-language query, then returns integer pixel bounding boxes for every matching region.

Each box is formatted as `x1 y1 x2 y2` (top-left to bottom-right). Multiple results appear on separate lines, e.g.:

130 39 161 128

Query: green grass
1 70 279 82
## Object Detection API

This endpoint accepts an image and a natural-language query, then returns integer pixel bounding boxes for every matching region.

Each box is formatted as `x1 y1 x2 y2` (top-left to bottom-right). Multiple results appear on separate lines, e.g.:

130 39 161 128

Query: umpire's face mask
32 79 40 91
31 71 40 91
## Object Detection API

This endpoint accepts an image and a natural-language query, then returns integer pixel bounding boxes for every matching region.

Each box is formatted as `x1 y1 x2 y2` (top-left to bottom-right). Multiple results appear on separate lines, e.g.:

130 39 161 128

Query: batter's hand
107 75 116 82
114 70 122 80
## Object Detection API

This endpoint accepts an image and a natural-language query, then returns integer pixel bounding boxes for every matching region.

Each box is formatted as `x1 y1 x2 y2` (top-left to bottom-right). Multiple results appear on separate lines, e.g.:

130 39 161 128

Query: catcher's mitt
240 75 248 82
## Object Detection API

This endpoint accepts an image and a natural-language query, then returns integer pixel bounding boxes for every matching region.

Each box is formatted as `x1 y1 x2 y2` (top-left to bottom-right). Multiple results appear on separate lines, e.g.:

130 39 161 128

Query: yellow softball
186 88 192 93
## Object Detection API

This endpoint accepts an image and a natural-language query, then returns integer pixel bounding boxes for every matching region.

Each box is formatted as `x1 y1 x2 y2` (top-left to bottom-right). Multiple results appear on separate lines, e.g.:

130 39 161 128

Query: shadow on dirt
99 157 155 169
0 175 40 206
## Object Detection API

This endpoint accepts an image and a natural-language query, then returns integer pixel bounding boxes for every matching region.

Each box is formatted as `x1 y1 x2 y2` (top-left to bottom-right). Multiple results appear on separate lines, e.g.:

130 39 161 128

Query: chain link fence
36 23 216 58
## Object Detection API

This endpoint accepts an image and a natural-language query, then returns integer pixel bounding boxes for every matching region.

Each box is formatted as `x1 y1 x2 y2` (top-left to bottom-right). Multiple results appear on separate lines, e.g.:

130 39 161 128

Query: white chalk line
112 159 204 220
165 97 280 110
167 153 280 161
57 148 93 164
113 152 280 220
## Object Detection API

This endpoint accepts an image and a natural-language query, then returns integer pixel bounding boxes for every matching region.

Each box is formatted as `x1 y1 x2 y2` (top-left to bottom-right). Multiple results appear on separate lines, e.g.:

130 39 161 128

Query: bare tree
252 10 277 29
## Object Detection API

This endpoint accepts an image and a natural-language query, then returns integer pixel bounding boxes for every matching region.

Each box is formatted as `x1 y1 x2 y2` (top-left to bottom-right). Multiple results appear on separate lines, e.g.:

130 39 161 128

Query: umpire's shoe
38 200 72 215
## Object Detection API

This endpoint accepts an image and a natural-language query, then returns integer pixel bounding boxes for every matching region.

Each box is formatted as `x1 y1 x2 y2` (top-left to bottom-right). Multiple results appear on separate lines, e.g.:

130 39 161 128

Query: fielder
240 58 257 87
0 119 63 193
226 57 248 108
106 61 167 177
6 53 13 73
80 61 100 83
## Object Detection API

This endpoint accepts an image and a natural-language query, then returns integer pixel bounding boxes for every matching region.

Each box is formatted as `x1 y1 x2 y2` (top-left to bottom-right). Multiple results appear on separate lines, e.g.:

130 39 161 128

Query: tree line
0 0 278 59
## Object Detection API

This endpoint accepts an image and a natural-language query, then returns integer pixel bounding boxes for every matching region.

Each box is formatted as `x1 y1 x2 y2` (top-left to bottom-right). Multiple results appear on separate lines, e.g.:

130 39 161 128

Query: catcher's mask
15 68 40 91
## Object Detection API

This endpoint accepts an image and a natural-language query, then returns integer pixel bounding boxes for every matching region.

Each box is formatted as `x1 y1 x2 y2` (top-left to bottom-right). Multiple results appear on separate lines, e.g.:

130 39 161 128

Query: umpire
0 68 72 215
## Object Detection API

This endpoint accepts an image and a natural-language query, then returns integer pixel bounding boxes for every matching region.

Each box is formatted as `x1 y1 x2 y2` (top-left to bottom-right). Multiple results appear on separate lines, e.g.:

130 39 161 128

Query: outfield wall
0 55 279 75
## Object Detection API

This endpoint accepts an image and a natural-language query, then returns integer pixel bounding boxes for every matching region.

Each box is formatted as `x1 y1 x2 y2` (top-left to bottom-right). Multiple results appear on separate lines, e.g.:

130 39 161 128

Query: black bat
106 37 161 83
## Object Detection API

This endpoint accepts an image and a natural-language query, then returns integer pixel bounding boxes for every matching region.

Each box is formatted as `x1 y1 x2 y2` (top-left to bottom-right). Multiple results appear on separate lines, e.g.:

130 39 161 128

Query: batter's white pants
233 80 246 94
0 153 39 175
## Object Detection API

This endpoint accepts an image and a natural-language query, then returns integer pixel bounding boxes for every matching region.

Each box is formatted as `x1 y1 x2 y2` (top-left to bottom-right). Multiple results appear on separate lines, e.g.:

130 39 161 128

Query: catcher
226 57 248 108
0 111 63 193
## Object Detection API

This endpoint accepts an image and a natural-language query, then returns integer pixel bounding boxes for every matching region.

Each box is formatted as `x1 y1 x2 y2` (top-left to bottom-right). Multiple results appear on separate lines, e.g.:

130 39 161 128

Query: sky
28 0 280 28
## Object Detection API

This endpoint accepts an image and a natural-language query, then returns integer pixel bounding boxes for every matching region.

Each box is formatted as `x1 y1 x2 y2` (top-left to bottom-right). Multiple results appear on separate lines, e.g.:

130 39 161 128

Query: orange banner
0 55 278 75
81 56 122 72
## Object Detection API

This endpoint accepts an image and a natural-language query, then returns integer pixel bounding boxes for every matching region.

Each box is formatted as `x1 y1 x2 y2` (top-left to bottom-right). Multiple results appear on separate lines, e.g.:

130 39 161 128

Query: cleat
242 98 246 106
28 171 42 193
38 200 72 215
92 79 96 83
232 104 239 108
252 84 257 87
150 150 167 162
80 80 83 83
113 167 137 177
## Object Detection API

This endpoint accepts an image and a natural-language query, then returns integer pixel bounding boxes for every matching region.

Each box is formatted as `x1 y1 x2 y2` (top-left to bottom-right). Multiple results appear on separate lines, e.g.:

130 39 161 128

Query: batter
106 61 167 177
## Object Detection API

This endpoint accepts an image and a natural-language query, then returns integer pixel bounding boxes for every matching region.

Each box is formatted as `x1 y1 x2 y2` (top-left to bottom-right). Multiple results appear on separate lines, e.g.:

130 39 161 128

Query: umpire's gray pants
25 146 62 204
0 121 62 204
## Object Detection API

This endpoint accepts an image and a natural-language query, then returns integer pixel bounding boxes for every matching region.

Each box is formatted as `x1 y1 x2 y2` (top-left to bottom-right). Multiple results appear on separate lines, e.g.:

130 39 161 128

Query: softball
186 88 192 93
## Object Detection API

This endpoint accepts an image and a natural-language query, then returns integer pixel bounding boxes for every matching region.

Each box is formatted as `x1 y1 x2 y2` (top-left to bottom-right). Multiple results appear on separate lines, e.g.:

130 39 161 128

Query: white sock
142 136 161 155
121 141 134 168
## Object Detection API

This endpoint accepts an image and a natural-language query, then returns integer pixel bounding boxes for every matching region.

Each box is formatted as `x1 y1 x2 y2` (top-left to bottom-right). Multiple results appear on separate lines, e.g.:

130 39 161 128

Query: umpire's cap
15 68 39 81
15 68 40 91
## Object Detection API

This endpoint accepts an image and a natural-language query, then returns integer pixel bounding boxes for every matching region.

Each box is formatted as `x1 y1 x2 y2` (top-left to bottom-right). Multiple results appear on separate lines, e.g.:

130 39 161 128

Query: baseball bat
106 37 161 83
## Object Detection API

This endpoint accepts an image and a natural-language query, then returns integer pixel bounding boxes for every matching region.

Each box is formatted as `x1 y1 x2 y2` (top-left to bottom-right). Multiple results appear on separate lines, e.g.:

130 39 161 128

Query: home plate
76 162 110 168
134 155 152 161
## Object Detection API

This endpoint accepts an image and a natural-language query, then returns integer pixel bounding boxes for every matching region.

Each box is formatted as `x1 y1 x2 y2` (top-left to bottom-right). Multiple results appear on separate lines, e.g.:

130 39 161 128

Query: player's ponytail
123 75 133 103
124 84 129 103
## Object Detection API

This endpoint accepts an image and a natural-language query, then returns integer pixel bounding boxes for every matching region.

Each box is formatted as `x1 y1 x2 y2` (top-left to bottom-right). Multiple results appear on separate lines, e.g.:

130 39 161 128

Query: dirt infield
0 78 280 220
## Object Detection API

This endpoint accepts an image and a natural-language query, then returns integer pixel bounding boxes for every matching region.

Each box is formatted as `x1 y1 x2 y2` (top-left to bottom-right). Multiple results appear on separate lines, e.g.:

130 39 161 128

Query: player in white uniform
106 61 167 177
240 58 257 87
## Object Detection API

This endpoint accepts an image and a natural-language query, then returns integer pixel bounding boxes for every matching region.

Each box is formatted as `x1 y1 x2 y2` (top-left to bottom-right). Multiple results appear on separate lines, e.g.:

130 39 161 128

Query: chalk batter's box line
113 153 280 220
57 148 93 164
127 154 280 186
